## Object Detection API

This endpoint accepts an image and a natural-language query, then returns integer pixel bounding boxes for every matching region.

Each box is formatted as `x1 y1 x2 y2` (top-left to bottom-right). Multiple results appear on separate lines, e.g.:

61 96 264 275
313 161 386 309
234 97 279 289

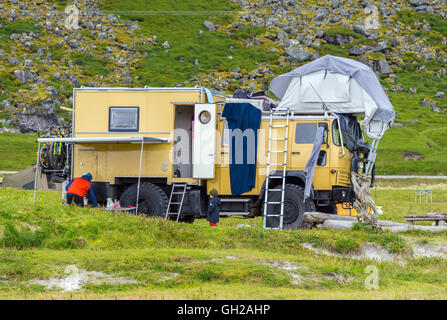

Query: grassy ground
0 133 38 171
372 179 447 223
0 180 446 299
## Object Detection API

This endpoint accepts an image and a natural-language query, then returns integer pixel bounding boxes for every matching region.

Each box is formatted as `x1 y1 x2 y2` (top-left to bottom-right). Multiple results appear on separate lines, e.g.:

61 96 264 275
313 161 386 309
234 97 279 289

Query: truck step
220 198 251 203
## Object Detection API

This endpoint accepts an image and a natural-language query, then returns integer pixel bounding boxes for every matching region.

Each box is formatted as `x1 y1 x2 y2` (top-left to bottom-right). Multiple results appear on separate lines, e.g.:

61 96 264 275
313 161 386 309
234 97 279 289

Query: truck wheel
264 184 315 229
120 182 168 217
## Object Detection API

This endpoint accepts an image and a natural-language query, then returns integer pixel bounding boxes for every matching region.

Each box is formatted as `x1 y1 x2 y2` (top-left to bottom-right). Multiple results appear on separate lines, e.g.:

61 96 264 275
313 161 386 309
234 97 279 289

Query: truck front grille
337 170 351 187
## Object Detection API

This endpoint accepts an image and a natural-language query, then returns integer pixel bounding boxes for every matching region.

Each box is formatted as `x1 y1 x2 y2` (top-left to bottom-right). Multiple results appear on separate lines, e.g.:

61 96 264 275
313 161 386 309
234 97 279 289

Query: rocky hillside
0 0 154 133
0 0 446 173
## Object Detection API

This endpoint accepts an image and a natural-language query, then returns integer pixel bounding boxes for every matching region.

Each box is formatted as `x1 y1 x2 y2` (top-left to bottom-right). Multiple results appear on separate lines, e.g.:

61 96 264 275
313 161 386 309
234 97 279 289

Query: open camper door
193 104 216 179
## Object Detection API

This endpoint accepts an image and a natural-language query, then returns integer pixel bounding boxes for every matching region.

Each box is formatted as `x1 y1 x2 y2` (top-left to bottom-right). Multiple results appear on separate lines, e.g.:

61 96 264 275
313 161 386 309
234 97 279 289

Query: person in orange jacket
65 172 97 207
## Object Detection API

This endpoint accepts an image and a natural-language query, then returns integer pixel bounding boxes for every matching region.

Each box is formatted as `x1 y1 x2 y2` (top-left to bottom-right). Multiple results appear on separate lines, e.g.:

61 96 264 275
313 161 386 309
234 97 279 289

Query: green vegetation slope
1 183 447 299
0 0 446 174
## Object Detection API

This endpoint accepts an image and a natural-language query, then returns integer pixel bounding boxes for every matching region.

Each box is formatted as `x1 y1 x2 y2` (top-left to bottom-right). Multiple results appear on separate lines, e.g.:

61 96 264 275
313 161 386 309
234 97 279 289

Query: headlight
199 111 211 124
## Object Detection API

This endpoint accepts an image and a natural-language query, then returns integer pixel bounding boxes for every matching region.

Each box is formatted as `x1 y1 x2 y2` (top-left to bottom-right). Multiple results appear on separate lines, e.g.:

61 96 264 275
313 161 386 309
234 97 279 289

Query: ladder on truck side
263 109 290 230
165 182 187 222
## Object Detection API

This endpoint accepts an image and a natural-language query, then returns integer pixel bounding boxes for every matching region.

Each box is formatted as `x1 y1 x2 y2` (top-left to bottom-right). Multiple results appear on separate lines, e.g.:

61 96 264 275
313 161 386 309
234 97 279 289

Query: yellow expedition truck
37 56 394 229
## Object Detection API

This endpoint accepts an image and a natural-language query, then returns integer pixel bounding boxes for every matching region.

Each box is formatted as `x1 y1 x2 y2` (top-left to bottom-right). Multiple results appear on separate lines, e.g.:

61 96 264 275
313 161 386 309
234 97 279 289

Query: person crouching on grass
207 188 221 227
65 172 98 208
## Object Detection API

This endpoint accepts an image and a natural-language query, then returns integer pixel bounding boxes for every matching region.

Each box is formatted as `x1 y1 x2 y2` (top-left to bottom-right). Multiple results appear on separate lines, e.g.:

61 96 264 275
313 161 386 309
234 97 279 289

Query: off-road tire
263 184 315 229
120 182 168 217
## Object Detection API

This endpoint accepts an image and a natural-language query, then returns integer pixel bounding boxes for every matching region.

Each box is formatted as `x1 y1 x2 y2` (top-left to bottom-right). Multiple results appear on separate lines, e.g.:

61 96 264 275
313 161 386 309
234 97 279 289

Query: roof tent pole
135 139 144 215
33 143 41 205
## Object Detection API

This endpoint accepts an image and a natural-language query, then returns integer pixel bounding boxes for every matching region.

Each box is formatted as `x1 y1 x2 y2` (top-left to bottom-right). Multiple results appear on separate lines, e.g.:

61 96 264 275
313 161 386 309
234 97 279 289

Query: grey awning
36 136 171 144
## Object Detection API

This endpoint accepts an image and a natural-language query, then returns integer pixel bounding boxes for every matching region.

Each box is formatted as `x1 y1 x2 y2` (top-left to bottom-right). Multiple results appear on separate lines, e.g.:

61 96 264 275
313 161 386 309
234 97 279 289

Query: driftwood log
322 220 355 230
303 212 447 233
303 212 406 227
351 171 381 231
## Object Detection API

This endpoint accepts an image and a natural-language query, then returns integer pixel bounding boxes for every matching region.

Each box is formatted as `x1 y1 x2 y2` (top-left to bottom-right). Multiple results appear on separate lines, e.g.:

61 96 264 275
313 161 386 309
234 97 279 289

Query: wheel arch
259 170 308 200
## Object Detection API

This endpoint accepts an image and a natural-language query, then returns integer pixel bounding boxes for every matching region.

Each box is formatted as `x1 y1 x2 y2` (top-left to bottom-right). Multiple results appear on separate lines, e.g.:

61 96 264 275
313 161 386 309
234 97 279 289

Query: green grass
397 10 447 35
0 184 447 299
0 133 38 171
0 72 18 93
101 0 278 87
0 20 42 37
372 179 447 223
325 26 360 39
0 188 409 253
71 53 112 78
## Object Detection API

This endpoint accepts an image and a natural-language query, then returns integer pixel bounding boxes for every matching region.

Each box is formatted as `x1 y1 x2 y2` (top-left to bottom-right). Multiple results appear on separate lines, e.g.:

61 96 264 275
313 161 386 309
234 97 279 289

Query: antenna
309 83 328 111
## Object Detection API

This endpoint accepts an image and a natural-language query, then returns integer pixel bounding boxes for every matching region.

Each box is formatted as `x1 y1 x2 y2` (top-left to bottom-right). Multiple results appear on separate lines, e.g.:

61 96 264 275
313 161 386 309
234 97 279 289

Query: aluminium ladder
263 109 290 230
165 182 187 222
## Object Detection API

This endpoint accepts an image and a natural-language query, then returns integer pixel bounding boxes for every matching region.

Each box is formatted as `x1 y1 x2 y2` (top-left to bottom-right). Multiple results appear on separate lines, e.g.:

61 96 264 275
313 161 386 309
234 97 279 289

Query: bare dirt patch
301 242 395 262
158 273 180 281
325 273 353 284
403 151 423 161
28 267 138 292
258 260 306 285
412 242 447 259
302 241 447 262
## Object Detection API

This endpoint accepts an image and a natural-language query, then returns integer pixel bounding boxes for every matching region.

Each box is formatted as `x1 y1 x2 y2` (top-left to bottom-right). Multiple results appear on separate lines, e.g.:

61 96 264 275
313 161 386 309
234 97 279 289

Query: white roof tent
269 55 395 140
269 55 396 176
33 136 171 212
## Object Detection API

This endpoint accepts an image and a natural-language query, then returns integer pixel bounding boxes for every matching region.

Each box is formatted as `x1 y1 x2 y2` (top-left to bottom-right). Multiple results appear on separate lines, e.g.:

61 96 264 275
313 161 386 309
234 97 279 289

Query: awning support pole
135 139 144 215
33 143 41 205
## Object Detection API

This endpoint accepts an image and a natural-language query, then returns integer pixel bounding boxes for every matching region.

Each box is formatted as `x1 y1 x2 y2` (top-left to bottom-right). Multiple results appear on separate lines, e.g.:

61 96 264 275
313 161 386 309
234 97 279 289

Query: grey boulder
13 70 33 83
204 20 216 32
378 59 392 75
286 46 312 62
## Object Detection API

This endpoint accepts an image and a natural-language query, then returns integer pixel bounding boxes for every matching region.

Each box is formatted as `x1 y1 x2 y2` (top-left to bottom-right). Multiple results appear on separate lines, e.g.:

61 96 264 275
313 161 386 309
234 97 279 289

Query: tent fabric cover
222 103 262 196
304 127 325 200
269 55 395 124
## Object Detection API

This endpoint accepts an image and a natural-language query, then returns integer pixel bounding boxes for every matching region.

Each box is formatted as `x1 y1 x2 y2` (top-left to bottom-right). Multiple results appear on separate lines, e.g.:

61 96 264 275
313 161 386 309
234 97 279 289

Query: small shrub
0 21 42 36
0 223 47 249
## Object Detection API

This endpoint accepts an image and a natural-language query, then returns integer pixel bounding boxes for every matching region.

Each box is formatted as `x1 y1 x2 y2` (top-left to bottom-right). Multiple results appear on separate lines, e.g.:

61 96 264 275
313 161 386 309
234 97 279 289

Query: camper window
295 123 318 144
109 107 139 132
